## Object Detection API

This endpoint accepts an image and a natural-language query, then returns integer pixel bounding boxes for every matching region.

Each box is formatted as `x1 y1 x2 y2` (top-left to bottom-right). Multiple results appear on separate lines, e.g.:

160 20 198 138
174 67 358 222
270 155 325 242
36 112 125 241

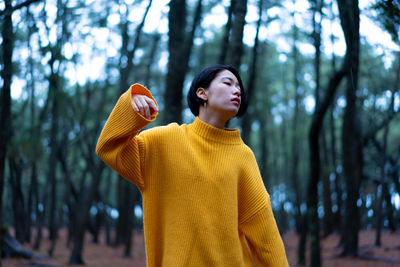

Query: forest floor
2 228 400 266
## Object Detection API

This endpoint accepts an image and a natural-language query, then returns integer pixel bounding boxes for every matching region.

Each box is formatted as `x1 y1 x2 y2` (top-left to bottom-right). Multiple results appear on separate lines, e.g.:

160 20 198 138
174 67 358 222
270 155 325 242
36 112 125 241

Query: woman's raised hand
132 94 159 120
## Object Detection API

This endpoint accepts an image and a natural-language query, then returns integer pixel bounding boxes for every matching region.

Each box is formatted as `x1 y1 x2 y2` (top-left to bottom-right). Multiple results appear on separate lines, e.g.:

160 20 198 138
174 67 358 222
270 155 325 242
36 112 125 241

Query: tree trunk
119 0 152 95
226 0 247 68
302 0 357 263
375 93 392 246
321 128 334 237
69 79 107 264
330 103 342 231
47 47 61 258
219 0 235 64
241 0 263 145
123 185 138 257
69 161 104 264
290 8 302 236
164 0 202 124
144 33 161 87
383 182 396 232
114 0 152 252
338 0 360 257
258 109 269 186
8 157 28 244
0 0 13 227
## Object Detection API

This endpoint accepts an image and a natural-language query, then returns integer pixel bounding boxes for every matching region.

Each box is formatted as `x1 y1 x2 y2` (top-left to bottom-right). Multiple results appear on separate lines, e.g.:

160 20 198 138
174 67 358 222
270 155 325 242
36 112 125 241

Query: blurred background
0 0 399 266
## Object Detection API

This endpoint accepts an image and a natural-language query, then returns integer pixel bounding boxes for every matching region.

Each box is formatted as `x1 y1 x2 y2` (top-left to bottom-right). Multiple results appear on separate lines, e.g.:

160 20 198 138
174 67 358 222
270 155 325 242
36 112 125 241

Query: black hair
187 64 248 117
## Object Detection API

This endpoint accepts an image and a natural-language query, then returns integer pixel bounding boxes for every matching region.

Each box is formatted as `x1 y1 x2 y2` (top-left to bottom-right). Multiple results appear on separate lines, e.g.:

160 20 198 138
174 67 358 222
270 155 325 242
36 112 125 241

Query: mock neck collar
189 117 242 145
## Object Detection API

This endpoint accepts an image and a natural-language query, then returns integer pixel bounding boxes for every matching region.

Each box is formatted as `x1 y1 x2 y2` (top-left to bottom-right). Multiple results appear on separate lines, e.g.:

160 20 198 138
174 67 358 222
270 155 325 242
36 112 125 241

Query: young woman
96 64 288 266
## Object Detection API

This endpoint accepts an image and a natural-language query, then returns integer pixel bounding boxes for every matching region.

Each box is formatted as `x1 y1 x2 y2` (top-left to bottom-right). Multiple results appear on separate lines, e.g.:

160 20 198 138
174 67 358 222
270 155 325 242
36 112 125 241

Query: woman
96 64 288 266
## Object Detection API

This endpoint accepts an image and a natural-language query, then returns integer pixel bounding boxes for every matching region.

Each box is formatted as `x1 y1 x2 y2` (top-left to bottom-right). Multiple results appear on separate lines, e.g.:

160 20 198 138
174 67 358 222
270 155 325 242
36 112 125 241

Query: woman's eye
224 82 231 86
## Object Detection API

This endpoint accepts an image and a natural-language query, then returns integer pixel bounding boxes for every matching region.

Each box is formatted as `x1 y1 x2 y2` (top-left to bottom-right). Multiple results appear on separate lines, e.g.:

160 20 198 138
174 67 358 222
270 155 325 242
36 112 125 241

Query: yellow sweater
96 84 289 266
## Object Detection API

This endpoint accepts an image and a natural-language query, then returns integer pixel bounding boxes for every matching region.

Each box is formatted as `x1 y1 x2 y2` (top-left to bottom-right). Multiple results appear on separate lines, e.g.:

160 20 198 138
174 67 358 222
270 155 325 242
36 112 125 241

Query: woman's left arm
239 197 289 266
238 149 289 266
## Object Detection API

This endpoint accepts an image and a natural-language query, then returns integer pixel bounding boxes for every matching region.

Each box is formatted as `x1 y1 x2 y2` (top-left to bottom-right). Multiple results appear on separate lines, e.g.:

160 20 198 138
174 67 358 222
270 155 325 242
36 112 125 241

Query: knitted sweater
96 84 289 266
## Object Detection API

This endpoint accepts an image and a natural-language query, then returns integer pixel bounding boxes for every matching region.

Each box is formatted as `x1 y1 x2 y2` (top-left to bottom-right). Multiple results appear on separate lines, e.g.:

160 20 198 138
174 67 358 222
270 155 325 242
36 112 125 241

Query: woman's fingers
132 95 157 119
145 97 159 112
138 96 151 119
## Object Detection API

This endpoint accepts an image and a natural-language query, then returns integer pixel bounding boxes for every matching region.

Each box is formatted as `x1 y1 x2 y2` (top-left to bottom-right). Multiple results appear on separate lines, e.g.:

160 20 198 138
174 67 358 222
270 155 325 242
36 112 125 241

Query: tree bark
164 0 202 124
8 157 28 244
0 0 13 227
219 0 235 64
226 0 247 68
338 0 361 257
241 0 263 145
311 0 334 238
144 33 161 87
374 120 389 246
303 0 358 263
290 8 302 236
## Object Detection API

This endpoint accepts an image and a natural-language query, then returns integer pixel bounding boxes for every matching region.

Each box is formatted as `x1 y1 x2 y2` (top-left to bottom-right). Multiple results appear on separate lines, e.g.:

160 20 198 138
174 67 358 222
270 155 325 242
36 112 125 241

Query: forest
1 0 400 266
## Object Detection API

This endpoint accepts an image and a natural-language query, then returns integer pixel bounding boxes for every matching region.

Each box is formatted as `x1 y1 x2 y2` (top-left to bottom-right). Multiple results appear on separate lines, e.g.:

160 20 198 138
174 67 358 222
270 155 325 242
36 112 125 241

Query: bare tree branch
0 0 43 16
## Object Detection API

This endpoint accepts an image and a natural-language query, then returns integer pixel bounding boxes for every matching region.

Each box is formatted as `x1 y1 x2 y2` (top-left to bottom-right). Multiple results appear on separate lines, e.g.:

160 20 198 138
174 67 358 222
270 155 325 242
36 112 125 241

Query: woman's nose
233 87 241 97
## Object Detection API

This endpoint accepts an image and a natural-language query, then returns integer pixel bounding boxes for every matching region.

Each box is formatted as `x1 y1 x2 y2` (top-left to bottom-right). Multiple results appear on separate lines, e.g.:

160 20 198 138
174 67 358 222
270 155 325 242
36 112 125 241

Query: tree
338 0 361 257
241 0 263 145
114 0 152 257
219 0 235 64
164 0 203 124
226 0 247 68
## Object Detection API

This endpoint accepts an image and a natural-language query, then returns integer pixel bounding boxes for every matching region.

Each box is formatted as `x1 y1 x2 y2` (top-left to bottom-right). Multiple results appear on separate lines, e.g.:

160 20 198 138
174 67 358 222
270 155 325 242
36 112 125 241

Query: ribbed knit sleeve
239 199 289 266
238 149 289 266
96 84 158 189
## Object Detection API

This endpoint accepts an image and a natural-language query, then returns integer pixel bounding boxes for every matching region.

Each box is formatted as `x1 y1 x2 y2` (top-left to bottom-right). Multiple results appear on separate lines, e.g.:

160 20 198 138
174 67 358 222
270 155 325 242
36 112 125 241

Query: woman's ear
196 87 207 102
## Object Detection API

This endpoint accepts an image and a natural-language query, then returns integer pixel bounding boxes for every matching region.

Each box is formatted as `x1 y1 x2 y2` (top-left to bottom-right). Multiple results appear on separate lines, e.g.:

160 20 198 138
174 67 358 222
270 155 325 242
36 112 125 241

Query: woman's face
205 69 242 118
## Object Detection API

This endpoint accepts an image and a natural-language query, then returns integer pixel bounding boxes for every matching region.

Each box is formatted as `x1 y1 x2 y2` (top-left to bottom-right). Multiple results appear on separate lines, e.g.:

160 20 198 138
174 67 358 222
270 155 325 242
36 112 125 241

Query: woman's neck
198 108 230 129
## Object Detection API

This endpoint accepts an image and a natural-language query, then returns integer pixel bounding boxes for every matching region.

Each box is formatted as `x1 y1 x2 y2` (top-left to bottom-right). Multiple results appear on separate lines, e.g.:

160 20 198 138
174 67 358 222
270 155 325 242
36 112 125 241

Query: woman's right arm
96 83 158 189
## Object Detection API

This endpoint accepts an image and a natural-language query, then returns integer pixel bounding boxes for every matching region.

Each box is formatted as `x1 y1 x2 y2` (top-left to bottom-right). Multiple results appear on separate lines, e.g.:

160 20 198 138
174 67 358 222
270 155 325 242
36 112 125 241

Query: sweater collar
189 117 243 145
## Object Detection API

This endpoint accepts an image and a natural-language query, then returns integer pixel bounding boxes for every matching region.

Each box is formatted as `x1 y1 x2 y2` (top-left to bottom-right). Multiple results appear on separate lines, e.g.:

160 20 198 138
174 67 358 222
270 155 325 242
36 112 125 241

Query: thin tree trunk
291 11 302 236
47 64 60 258
219 0 235 64
8 157 28 244
321 129 334 237
241 0 263 145
383 182 396 232
226 0 247 68
0 0 13 227
375 88 393 245
330 103 342 231
119 0 152 95
144 33 161 87
304 0 356 263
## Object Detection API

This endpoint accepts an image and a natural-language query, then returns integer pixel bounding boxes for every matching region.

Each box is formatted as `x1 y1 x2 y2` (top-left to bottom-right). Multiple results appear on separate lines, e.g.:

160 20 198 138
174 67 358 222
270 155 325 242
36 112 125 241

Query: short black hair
187 64 248 117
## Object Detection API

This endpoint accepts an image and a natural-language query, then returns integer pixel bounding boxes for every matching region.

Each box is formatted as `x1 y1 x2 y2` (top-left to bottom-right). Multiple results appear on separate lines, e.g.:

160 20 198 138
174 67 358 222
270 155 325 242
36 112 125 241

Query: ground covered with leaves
2 229 399 266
